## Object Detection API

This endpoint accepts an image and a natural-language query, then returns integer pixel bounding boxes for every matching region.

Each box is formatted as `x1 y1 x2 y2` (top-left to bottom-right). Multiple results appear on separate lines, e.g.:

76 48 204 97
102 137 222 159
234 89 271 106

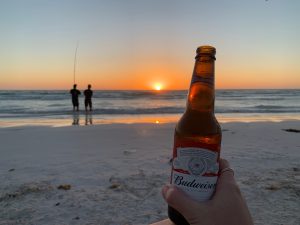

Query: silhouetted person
84 84 93 111
70 84 81 111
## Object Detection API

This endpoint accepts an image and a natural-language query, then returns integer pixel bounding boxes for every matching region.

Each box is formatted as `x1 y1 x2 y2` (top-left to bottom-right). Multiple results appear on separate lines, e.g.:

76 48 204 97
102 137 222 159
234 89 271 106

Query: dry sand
0 121 299 225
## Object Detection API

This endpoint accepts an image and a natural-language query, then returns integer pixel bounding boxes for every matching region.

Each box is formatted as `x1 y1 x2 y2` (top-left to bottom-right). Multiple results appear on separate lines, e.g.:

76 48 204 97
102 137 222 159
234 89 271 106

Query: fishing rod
73 42 79 84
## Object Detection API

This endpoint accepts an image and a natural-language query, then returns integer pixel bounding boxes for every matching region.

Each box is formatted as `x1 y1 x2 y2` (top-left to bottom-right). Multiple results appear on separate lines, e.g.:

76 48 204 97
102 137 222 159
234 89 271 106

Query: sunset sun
154 83 162 91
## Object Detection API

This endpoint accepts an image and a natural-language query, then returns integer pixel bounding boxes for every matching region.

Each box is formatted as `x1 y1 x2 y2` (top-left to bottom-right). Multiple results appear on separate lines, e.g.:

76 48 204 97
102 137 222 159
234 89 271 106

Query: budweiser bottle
168 45 221 225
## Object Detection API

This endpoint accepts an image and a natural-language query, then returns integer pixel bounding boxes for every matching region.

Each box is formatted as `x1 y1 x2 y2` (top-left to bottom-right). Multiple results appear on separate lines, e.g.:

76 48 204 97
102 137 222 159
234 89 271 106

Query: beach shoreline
1 112 299 128
0 120 299 224
1 89 299 129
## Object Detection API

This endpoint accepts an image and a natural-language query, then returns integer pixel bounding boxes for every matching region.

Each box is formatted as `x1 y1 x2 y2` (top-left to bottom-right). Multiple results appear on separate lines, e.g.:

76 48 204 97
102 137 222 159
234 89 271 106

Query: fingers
218 158 235 180
162 184 202 220
161 159 237 222
219 158 230 170
218 158 235 181
214 158 238 196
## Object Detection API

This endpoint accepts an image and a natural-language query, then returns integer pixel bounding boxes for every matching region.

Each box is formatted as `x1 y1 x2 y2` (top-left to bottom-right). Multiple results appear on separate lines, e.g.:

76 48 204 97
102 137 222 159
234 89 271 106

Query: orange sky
1 1 299 90
1 50 298 90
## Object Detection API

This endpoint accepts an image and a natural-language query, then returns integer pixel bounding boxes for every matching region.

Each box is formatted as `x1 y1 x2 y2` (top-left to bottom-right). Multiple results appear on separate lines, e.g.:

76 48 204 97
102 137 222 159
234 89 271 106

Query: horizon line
0 88 299 91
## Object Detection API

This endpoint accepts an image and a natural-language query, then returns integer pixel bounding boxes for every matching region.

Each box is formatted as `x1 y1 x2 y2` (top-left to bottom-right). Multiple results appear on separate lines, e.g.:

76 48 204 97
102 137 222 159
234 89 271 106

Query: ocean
0 89 299 127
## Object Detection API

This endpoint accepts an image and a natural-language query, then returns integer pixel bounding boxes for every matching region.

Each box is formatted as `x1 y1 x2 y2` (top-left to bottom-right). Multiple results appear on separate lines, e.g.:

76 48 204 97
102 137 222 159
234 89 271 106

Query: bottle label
171 147 219 202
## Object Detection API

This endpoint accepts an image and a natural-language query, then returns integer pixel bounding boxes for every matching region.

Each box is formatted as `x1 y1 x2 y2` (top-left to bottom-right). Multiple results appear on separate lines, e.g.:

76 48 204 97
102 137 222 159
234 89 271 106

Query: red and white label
171 147 219 202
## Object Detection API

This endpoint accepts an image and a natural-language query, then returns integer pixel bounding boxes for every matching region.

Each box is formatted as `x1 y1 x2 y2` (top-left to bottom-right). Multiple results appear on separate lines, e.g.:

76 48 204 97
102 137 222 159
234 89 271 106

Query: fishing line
73 41 79 84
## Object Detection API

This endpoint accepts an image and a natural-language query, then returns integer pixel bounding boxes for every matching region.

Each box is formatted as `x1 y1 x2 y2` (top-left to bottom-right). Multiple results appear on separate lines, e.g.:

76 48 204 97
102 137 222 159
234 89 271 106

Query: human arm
150 159 253 225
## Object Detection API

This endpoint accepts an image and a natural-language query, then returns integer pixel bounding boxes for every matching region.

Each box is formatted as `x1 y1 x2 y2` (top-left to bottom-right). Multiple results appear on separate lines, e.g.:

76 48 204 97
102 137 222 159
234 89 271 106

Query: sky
0 0 299 90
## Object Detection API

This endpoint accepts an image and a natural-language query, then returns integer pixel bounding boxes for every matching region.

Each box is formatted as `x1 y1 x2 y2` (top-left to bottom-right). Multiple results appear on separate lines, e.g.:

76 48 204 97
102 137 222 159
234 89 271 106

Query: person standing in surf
84 84 93 111
70 84 81 111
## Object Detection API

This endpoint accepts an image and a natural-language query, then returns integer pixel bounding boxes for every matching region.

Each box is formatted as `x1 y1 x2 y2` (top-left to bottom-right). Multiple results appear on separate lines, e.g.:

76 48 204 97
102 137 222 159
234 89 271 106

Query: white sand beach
0 121 299 225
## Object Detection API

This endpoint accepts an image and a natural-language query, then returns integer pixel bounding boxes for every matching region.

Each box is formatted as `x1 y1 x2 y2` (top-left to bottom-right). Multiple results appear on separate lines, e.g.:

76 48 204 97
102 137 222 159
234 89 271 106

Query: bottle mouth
196 45 216 60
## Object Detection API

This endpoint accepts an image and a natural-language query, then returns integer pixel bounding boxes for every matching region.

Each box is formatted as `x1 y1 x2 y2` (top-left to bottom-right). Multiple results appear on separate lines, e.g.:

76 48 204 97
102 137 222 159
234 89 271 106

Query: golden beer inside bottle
175 45 220 154
195 56 214 76
169 45 221 225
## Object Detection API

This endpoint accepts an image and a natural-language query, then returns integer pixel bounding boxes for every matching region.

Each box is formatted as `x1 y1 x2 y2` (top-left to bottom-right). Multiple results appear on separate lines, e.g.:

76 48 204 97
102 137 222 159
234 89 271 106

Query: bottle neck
186 54 215 113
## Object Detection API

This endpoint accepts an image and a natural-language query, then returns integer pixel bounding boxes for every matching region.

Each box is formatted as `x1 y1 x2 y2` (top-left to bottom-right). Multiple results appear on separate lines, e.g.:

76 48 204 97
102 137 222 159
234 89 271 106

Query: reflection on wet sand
71 112 93 126
85 112 93 125
72 112 80 125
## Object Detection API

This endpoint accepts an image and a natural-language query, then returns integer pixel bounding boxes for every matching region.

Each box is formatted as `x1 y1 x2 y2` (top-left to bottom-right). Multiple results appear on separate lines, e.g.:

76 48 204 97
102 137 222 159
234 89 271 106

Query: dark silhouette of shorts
85 99 92 108
72 98 79 107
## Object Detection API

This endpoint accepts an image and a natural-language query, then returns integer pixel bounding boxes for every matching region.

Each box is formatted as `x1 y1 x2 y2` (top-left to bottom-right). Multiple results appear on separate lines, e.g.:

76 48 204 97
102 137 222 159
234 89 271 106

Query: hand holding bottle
151 159 253 225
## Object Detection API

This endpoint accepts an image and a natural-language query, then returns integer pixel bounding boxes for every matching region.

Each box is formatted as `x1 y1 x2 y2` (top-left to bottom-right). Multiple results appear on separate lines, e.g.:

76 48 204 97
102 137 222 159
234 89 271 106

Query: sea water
0 89 299 126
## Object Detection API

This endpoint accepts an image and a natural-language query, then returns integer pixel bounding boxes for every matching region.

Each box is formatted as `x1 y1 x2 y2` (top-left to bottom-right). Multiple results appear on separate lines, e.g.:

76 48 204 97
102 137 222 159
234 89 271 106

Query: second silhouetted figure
84 84 93 111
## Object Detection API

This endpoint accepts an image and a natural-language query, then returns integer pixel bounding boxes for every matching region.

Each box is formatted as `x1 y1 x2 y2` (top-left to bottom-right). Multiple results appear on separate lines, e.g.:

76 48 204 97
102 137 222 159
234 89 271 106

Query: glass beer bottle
168 45 221 225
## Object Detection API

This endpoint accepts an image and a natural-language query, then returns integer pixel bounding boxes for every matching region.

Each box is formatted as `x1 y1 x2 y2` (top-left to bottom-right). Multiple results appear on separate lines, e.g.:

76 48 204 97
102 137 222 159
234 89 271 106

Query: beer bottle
168 45 221 225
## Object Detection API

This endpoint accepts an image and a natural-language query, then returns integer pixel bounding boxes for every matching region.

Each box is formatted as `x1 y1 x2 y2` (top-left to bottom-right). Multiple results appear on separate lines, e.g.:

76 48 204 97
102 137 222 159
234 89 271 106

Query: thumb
162 184 203 221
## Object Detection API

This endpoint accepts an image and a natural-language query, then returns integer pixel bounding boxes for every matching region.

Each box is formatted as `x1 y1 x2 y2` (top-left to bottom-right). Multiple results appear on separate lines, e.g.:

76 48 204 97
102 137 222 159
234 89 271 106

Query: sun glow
154 83 162 91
